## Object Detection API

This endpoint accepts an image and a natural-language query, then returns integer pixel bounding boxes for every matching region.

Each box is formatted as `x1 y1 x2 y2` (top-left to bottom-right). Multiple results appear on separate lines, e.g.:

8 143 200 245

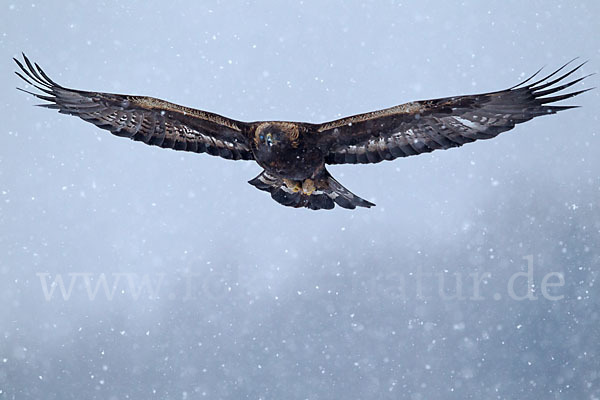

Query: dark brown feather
318 61 592 165
14 54 253 161
14 54 592 210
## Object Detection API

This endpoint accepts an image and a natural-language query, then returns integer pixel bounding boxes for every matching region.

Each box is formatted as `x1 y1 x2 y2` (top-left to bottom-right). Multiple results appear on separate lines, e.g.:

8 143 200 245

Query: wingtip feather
538 87 594 104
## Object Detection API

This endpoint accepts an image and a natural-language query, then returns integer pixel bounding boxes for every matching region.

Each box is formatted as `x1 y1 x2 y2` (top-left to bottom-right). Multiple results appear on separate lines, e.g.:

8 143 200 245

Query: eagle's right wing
317 60 592 164
15 54 254 161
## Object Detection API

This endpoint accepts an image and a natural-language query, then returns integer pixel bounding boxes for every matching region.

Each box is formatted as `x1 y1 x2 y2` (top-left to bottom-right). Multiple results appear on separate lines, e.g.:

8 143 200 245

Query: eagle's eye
259 134 265 142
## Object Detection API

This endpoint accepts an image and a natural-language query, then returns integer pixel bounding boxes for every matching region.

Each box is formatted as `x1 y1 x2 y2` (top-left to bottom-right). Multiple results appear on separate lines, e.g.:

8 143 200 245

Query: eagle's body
14 54 591 210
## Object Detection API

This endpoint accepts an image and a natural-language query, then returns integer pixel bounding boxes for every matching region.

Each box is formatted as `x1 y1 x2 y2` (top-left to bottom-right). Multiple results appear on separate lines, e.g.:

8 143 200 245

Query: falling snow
2 1 599 400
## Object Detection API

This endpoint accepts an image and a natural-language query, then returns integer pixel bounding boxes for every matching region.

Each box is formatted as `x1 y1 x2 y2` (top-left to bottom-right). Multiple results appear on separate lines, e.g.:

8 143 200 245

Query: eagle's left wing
318 61 592 164
14 54 253 160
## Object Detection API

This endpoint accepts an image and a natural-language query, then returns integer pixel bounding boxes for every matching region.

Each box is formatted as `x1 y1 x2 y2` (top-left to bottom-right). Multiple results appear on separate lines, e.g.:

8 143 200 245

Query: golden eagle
15 54 591 210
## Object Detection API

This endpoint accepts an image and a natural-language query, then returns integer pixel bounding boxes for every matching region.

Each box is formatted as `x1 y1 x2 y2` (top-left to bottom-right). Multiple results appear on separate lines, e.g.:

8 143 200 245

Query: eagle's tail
248 168 375 210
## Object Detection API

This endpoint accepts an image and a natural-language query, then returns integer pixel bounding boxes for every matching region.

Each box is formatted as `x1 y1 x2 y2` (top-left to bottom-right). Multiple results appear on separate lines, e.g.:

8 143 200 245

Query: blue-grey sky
1 1 599 399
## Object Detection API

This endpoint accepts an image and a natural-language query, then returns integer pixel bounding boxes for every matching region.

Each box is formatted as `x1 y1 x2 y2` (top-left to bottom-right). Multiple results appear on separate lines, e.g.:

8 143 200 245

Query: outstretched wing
14 54 253 160
318 61 592 164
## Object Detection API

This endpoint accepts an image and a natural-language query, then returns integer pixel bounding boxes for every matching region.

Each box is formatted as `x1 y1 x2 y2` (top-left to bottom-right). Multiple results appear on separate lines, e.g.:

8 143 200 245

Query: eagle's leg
283 178 316 195
302 179 316 195
283 178 302 193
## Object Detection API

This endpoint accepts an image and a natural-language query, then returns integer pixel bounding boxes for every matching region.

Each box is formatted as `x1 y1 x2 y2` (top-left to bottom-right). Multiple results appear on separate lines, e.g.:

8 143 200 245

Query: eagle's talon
302 179 316 196
283 178 302 193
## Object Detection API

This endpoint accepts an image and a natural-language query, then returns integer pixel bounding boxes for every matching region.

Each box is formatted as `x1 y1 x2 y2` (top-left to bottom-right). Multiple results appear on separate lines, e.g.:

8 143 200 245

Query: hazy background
1 1 599 399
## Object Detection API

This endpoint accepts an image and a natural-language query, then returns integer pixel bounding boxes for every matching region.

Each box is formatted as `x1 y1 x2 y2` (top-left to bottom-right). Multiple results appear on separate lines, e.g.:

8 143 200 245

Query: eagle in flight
15 54 591 210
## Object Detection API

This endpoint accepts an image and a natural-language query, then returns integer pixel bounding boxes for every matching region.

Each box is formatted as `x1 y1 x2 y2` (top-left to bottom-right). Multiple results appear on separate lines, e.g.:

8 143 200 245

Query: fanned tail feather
248 169 374 210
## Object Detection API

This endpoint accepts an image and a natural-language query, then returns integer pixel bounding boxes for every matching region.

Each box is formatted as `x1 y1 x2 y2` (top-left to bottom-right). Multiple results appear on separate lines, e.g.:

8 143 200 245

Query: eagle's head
251 122 315 177
252 122 301 157
253 122 300 150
